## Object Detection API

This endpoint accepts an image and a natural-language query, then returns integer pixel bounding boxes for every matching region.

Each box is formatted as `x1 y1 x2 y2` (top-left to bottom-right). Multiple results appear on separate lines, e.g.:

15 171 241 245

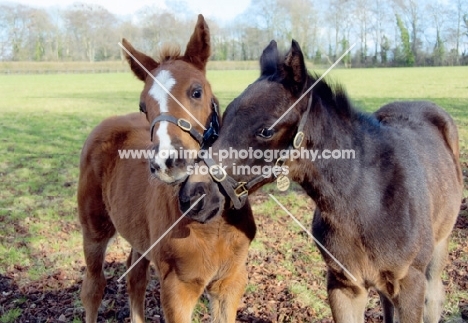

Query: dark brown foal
179 39 463 323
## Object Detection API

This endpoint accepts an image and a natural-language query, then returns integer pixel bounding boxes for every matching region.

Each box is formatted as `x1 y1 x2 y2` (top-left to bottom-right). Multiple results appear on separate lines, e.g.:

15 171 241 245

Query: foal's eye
192 89 202 99
257 128 274 139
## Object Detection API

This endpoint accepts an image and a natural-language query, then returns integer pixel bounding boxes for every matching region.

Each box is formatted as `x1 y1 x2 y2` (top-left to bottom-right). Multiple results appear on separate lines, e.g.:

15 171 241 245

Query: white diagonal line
268 43 356 130
117 194 206 282
268 194 357 282
118 42 206 130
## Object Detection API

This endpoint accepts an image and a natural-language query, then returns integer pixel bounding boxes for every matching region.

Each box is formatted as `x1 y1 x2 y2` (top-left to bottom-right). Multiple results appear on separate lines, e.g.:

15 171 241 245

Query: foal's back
375 100 462 238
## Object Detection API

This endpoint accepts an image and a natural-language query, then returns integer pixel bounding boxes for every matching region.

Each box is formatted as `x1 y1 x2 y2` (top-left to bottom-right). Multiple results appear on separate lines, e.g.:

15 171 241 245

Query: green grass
289 282 330 319
330 67 468 151
245 283 258 294
207 70 258 108
0 309 22 323
0 65 467 321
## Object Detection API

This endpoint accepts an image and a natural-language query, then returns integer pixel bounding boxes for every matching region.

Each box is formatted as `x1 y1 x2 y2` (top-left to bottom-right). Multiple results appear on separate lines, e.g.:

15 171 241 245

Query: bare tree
26 8 55 61
250 0 281 41
367 0 394 65
426 0 450 65
353 0 372 64
0 4 32 60
324 0 354 60
447 0 468 63
234 0 279 60
136 7 193 55
277 0 318 59
63 3 117 62
46 7 66 61
118 19 141 60
0 0 466 66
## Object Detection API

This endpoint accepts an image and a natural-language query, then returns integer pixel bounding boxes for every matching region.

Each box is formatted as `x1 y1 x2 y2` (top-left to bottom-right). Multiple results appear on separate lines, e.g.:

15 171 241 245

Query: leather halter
149 99 220 148
203 93 313 209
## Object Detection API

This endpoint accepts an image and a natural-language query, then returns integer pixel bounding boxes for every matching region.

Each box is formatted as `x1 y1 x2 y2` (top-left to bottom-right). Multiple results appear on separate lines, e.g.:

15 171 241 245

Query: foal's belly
311 207 429 290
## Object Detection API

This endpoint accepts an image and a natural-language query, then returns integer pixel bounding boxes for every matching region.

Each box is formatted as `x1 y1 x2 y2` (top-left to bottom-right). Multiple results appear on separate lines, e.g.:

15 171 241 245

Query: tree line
1 0 467 67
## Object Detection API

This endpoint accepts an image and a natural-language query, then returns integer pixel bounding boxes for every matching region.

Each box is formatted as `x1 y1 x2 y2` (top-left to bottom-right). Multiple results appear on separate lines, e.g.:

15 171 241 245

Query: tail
425 108 463 186
425 108 460 160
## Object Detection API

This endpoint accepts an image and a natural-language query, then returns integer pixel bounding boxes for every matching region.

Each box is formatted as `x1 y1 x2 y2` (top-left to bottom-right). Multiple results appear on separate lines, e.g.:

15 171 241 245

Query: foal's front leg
206 266 248 323
81 231 113 323
327 271 368 323
126 248 150 323
159 270 205 323
79 208 116 323
392 266 426 323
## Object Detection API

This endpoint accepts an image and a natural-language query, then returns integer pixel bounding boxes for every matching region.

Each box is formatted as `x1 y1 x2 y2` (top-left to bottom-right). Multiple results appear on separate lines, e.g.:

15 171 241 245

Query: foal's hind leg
392 267 426 323
78 179 116 323
327 271 368 323
206 266 248 323
126 248 150 323
79 219 116 323
423 238 448 323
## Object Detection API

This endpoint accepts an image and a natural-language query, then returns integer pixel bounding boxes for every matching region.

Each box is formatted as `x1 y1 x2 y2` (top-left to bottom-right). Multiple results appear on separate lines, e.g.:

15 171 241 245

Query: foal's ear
282 40 307 95
121 38 159 81
260 40 279 77
183 14 211 72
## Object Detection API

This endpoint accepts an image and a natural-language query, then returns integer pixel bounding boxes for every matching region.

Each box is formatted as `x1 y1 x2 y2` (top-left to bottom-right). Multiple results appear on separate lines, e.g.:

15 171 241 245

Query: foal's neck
294 94 381 214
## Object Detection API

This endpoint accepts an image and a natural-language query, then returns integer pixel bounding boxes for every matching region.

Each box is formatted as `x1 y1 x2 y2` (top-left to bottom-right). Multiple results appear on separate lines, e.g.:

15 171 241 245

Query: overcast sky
5 0 251 22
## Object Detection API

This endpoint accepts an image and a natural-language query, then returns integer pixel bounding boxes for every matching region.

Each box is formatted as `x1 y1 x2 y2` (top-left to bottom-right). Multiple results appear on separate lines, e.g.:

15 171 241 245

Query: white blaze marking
149 70 176 113
149 70 177 171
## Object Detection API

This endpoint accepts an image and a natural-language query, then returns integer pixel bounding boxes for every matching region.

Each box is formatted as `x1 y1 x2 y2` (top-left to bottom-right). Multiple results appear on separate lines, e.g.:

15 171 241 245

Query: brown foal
78 15 255 323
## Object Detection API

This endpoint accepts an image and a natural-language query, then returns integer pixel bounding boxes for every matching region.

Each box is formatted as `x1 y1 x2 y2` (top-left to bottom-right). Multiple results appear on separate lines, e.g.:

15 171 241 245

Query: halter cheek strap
201 101 220 150
148 99 219 147
150 114 204 144
292 93 312 148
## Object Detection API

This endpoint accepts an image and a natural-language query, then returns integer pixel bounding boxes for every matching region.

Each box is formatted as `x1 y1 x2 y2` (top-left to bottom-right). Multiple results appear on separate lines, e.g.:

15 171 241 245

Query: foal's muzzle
179 178 224 223
149 144 191 184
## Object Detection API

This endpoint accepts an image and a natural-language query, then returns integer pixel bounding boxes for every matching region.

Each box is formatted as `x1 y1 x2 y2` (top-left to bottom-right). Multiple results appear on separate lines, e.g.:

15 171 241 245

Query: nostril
164 150 182 169
192 198 204 212
194 183 206 197
174 157 186 168
179 193 190 204
149 160 160 173
165 158 173 168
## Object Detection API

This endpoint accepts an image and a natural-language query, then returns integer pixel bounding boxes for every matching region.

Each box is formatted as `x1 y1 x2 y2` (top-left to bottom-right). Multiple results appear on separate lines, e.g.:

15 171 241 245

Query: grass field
0 65 467 322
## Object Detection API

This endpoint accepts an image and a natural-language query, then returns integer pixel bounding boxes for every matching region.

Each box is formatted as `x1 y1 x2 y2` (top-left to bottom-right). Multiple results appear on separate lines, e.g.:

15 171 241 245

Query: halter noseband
149 99 220 148
203 93 313 209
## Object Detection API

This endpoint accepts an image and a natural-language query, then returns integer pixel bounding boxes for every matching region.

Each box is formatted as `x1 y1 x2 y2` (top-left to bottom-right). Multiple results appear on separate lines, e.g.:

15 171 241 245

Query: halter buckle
177 118 192 131
234 182 248 197
275 156 287 168
293 131 304 149
209 164 227 182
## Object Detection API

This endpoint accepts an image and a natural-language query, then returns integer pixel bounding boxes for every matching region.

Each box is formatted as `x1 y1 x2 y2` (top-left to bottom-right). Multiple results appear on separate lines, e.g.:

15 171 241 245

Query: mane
258 51 358 121
157 43 182 62
307 72 355 120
